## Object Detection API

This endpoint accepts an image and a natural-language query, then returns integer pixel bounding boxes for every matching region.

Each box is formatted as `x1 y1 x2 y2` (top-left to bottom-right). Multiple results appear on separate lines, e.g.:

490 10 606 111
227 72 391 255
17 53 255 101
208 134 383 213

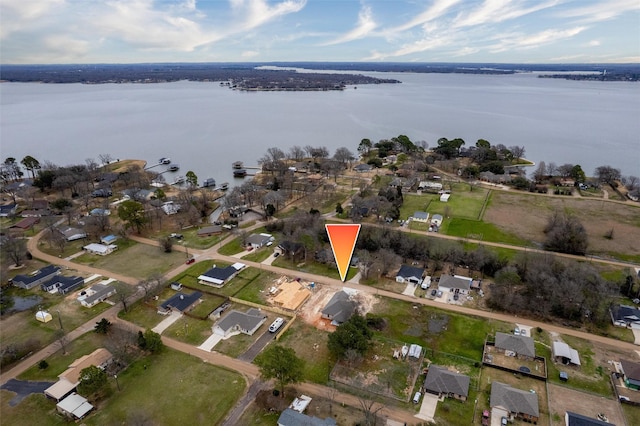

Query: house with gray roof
396 265 425 285
213 308 266 337
490 381 539 423
321 291 356 326
58 226 87 241
78 283 117 308
157 291 202 315
278 408 337 426
41 275 84 295
423 365 470 401
565 411 614 426
495 332 536 360
12 265 61 290
412 211 429 222
247 233 273 249
552 341 581 366
438 275 473 296
198 263 245 287
610 304 640 328
620 359 640 391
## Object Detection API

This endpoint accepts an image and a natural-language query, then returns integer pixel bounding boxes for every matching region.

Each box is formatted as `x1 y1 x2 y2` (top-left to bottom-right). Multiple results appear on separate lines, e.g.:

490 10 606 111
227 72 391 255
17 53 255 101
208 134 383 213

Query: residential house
83 243 117 256
620 359 640 391
277 241 304 259
610 305 640 328
0 203 18 217
198 263 245 287
10 217 39 232
31 199 49 212
490 381 539 423
41 275 84 295
44 348 113 402
100 234 118 245
552 342 581 366
213 308 267 337
431 214 444 227
58 226 87 241
90 208 110 216
438 275 473 297
423 365 471 401
418 181 443 192
122 188 153 201
157 291 202 315
20 209 47 218
396 265 425 285
565 411 614 426
78 283 117 308
161 201 180 215
321 291 356 326
277 408 337 426
412 211 429 223
197 225 222 237
56 393 93 420
246 233 273 249
12 265 61 290
354 164 373 173
494 332 536 360
440 193 451 202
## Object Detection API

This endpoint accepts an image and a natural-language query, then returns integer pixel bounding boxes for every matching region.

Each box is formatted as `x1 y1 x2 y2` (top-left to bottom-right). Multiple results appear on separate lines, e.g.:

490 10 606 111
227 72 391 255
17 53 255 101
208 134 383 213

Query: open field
163 314 213 346
271 256 359 282
547 383 624 426
484 191 640 260
278 320 331 384
73 240 186 279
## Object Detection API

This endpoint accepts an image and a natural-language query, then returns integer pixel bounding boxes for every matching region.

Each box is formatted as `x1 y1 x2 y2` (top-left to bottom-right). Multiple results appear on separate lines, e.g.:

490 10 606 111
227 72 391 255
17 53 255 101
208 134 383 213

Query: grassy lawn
428 183 489 220
622 404 640 426
35 237 88 259
73 240 186 280
242 247 274 262
233 271 280 304
278 320 331 385
399 193 437 221
18 331 104 381
85 349 246 425
271 257 358 282
446 218 530 246
162 315 212 346
0 391 67 426
541 334 613 397
218 237 244 256
118 302 163 330
189 294 227 318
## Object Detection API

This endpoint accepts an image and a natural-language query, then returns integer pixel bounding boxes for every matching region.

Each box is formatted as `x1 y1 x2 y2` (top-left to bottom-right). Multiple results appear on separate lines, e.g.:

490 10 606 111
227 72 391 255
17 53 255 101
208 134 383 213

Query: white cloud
367 32 455 60
588 40 601 47
557 0 640 23
233 0 306 31
386 0 461 34
241 50 259 58
322 4 376 46
453 0 560 28
490 26 587 52
0 0 65 39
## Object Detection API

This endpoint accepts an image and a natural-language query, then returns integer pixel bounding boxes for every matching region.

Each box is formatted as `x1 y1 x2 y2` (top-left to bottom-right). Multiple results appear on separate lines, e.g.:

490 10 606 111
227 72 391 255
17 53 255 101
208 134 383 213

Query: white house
83 243 117 256
440 193 451 202
198 263 245 287
396 265 425 285
78 283 117 308
213 308 267 337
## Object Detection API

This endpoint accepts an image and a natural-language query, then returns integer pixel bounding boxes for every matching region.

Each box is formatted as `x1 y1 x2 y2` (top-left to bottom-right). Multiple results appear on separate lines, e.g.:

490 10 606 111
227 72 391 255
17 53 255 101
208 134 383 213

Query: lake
1 71 638 187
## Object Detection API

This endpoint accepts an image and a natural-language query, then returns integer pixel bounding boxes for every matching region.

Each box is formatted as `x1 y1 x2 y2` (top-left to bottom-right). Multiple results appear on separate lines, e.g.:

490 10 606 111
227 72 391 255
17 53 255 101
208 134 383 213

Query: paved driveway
237 325 280 362
152 311 182 334
0 379 53 406
415 392 438 422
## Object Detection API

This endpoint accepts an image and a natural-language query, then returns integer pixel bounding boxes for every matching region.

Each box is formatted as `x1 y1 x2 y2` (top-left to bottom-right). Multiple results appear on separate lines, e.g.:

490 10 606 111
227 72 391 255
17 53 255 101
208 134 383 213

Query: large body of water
1 71 638 188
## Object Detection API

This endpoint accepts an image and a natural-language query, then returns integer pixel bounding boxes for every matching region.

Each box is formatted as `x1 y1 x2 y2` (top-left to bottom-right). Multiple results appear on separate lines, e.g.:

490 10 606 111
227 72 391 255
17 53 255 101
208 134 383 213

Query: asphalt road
0 379 54 407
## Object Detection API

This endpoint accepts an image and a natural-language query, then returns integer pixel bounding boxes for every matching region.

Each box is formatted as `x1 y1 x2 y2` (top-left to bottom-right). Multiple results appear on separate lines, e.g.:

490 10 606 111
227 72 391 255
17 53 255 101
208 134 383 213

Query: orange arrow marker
326 224 361 282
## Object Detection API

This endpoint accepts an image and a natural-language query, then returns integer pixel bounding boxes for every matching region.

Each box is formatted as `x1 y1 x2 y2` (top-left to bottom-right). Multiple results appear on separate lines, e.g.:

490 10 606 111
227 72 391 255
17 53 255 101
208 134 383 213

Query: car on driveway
436 290 443 298
269 317 284 333
430 289 437 297
185 257 195 265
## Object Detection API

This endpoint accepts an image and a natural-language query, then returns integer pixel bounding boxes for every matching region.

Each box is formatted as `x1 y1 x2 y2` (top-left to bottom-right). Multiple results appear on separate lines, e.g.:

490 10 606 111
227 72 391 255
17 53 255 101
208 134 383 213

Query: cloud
322 3 376 46
588 40 601 47
0 0 65 39
367 32 455 60
490 26 587 52
241 50 259 58
453 0 560 28
557 0 640 23
386 0 461 34
232 0 306 31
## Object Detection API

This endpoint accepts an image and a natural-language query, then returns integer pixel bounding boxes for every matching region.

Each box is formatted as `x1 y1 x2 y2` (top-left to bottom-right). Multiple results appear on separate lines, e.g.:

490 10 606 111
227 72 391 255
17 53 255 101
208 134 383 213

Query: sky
1 0 639 64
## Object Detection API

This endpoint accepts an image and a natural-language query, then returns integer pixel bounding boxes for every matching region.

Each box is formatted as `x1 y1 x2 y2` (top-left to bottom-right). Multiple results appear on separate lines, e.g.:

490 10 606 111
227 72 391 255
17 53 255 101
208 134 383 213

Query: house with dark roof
277 241 304 259
395 265 425 285
213 308 267 337
58 226 87 241
278 408 337 426
41 275 84 295
12 265 61 290
78 283 117 308
610 305 640 328
552 341 581 366
438 275 473 296
197 225 223 237
565 411 614 426
157 291 202 315
423 365 471 401
412 211 429 222
495 332 536 360
197 263 245 287
0 203 18 217
321 291 357 326
10 217 39 231
490 381 539 423
620 359 640 390
247 233 273 249
354 164 373 173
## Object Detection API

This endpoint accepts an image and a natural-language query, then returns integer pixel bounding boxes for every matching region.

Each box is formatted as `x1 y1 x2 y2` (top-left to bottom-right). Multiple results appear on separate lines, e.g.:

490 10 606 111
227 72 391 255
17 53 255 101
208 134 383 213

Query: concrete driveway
0 379 53 406
237 325 279 362
415 392 439 422
152 311 182 334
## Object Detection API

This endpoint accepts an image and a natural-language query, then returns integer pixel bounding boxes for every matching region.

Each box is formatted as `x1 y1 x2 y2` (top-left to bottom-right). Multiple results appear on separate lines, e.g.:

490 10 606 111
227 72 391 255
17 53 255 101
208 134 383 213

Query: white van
413 391 422 404
269 317 284 333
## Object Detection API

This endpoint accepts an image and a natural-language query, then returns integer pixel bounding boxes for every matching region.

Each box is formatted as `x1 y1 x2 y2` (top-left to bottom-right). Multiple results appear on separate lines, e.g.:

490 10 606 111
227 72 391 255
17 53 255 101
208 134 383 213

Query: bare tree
358 397 384 426
509 145 526 161
98 154 113 167
288 145 306 161
114 282 135 313
1 235 27 267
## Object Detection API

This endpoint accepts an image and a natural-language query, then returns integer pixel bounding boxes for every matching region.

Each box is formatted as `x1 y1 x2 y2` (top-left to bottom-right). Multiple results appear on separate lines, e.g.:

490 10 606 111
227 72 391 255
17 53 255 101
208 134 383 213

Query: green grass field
271 257 358 282
446 218 530 246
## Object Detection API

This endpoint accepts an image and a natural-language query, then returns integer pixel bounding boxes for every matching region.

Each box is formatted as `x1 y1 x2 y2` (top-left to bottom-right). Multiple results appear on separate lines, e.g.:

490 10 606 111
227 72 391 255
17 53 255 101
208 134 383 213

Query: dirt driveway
547 383 625 426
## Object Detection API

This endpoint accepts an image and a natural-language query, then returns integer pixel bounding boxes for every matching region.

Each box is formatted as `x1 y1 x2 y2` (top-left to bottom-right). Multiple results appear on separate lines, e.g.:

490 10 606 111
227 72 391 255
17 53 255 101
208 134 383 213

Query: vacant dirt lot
297 285 377 331
484 191 640 255
548 383 625 426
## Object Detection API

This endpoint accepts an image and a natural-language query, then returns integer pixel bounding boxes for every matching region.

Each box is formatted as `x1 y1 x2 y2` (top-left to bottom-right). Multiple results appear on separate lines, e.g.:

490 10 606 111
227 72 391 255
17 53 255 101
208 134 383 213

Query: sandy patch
547 383 625 426
297 285 377 331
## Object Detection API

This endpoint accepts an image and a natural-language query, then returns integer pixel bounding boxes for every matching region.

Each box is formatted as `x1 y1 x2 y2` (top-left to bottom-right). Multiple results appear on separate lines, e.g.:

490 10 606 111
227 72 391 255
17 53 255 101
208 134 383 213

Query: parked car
185 257 195 265
412 391 422 404
91 188 112 198
273 252 280 258
436 290 443 298
453 293 459 301
430 289 437 297
170 233 183 239
501 416 508 426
